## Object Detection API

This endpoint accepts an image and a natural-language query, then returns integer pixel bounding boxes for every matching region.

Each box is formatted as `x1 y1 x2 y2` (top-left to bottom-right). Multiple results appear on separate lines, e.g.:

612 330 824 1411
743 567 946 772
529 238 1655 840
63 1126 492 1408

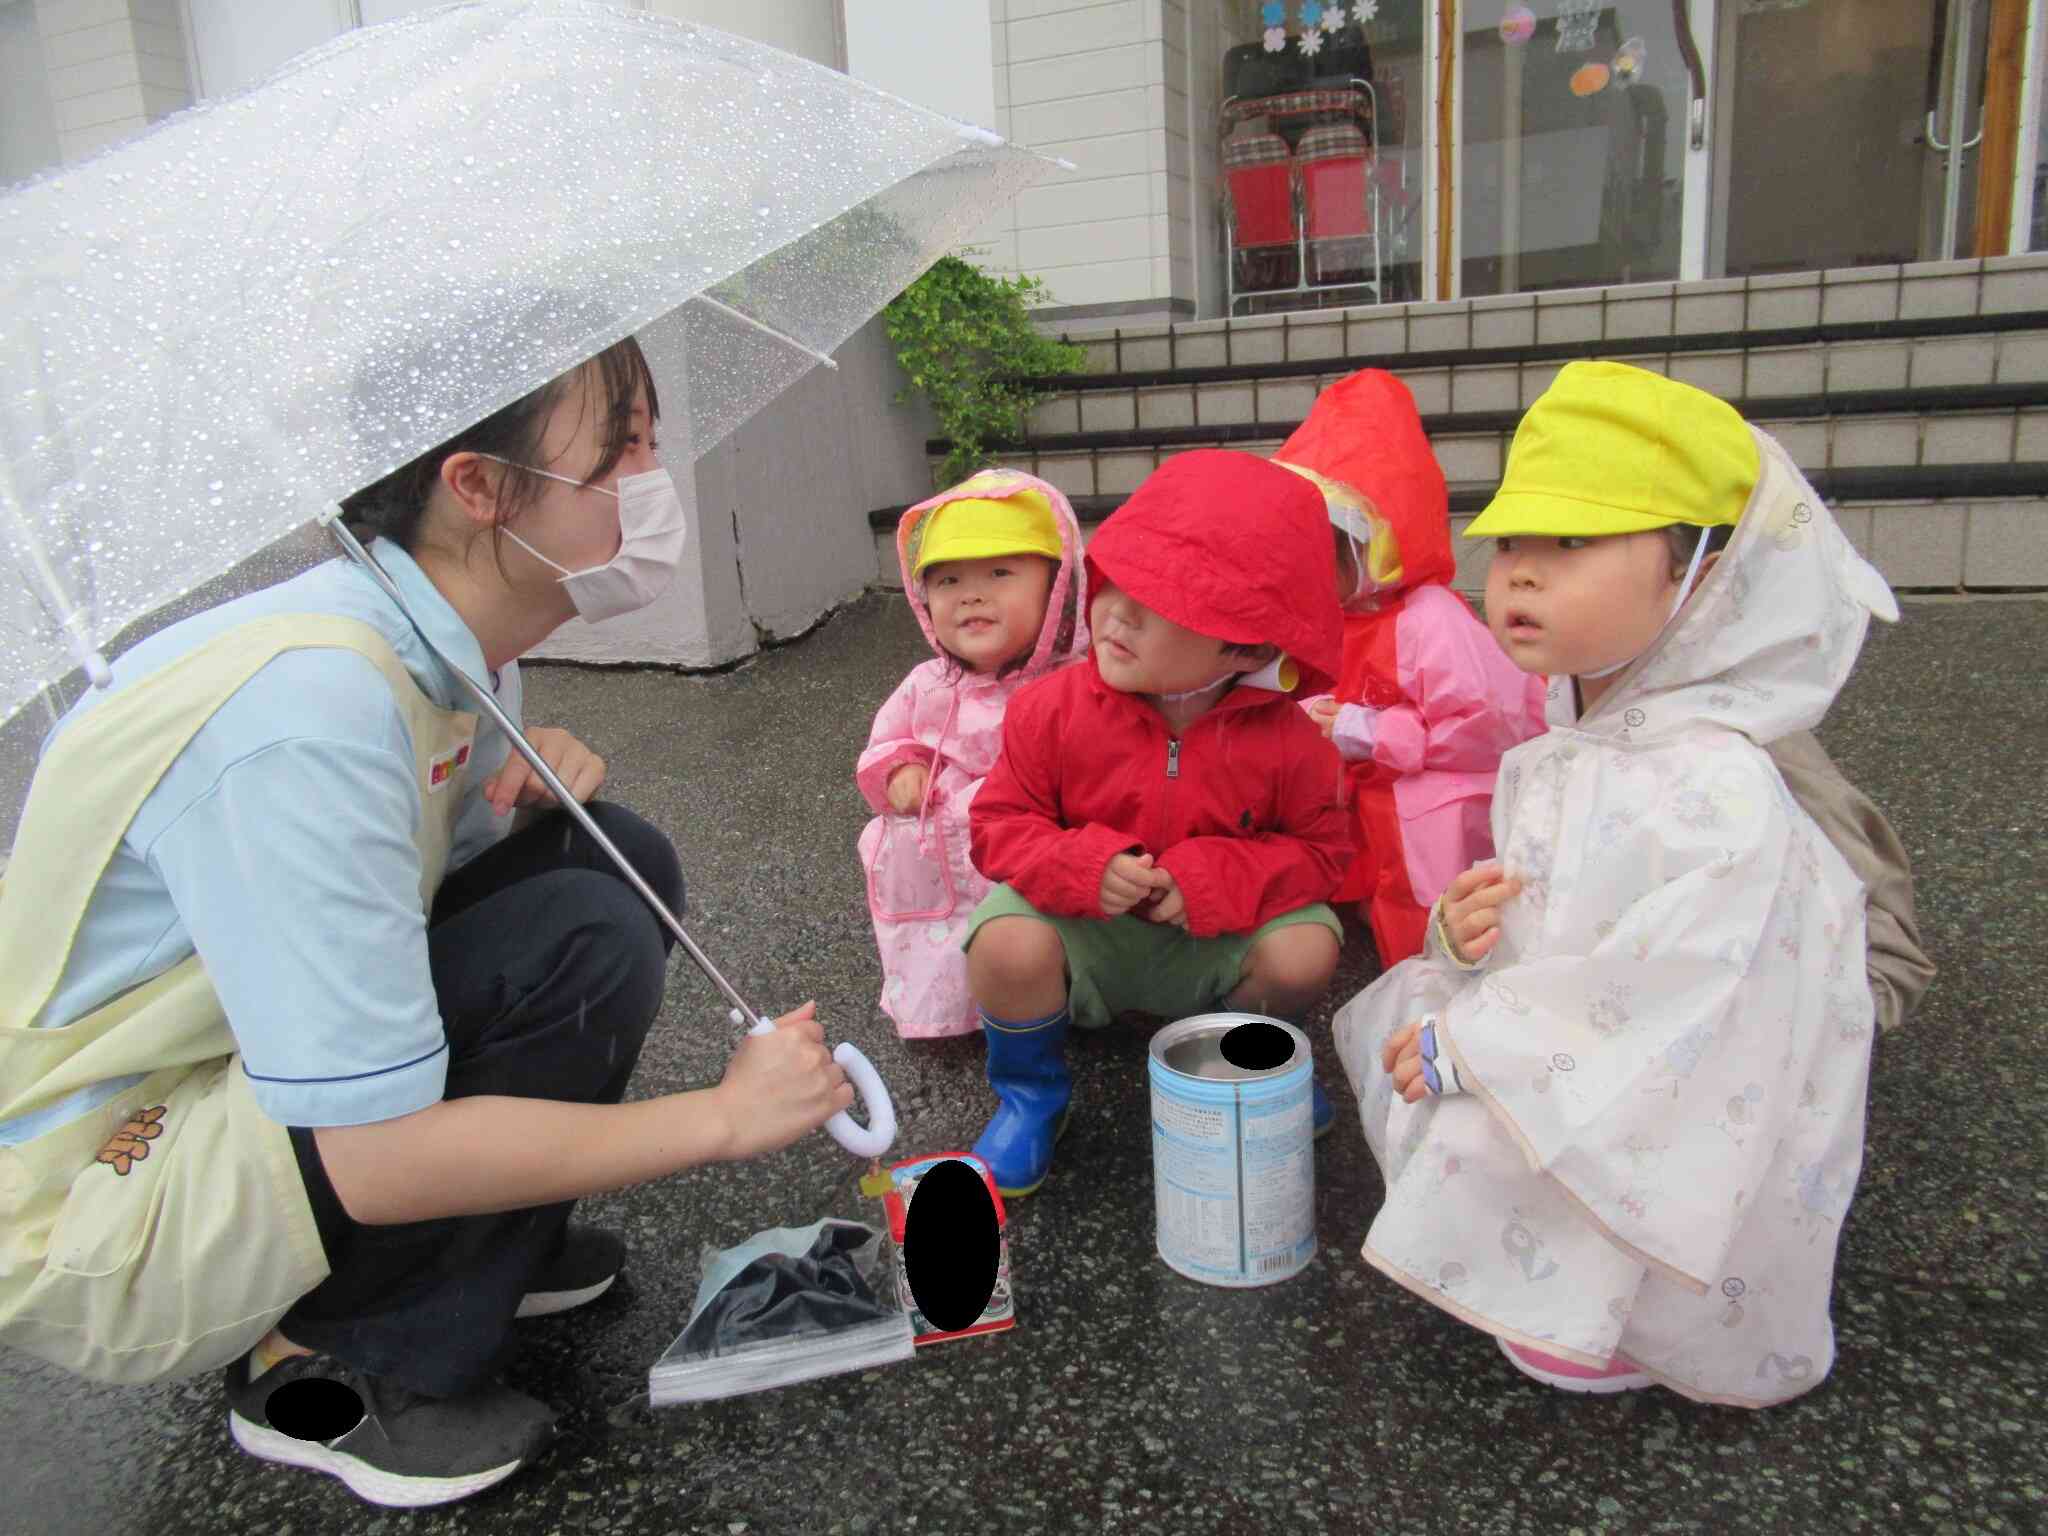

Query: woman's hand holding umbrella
713 1003 858 1159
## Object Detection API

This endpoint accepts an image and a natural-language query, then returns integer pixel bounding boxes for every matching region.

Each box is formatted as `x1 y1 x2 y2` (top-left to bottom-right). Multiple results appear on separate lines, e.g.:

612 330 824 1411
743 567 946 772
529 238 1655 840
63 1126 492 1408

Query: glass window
1461 2 1684 295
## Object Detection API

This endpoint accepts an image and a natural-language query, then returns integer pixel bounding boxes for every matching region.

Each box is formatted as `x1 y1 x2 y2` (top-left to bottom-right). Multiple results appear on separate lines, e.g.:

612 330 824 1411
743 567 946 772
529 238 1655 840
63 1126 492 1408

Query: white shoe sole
514 1270 616 1319
1496 1336 1651 1394
229 1410 526 1508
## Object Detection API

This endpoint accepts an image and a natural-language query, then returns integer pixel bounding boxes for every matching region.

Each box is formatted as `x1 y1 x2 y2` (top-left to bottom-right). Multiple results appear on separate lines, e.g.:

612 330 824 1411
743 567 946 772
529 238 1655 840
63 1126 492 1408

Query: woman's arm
313 1004 851 1224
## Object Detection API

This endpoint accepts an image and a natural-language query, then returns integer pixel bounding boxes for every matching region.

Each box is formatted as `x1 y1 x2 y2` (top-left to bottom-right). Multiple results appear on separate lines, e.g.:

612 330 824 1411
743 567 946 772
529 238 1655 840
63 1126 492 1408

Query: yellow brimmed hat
1463 361 1759 539
913 487 1063 575
1272 460 1404 588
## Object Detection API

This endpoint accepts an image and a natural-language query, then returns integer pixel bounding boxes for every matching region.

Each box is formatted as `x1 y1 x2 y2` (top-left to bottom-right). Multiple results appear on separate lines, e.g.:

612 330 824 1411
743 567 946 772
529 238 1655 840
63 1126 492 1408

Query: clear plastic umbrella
0 0 1060 1155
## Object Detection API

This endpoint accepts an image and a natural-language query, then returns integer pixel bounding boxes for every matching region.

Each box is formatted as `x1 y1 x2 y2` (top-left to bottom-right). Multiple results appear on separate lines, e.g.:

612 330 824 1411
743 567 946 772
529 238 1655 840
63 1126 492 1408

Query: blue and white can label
1148 1013 1315 1287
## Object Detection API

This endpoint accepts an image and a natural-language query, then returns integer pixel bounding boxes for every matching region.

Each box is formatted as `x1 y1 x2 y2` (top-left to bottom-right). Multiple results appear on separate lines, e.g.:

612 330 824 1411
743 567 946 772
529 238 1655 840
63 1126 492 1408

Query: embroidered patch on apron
427 739 474 792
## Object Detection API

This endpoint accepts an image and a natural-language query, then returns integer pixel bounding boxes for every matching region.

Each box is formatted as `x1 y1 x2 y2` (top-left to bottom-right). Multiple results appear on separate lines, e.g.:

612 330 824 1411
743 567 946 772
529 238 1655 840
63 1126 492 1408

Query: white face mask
485 457 690 623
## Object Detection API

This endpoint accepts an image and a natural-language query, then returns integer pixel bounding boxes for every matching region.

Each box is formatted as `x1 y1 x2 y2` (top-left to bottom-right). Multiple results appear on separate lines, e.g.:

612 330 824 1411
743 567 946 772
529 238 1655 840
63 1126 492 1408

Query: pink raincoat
856 470 1089 1038
1277 371 1547 966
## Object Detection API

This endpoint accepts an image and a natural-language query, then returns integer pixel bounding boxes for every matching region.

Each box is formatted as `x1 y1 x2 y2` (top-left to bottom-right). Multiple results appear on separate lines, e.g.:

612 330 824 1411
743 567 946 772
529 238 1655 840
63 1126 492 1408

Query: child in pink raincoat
1276 370 1546 968
856 470 1089 1038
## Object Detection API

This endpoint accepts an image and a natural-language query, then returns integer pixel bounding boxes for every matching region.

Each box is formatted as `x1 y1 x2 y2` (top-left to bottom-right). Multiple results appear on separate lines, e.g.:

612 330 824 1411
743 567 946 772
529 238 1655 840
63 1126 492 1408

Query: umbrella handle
743 1013 897 1159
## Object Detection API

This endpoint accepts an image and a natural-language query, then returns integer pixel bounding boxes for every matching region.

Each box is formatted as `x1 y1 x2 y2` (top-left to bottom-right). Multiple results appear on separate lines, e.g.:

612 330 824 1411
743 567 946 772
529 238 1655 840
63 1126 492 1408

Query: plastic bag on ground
648 1218 914 1406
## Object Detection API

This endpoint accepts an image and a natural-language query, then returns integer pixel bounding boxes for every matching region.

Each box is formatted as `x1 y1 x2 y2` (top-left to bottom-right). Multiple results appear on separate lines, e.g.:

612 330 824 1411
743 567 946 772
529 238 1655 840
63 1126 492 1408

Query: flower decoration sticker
1301 23 1326 55
1322 2 1348 29
1557 0 1601 52
96 1104 167 1175
1500 5 1536 45
1612 36 1647 84
1262 0 1288 52
1354 1 1379 22
1570 61 1612 96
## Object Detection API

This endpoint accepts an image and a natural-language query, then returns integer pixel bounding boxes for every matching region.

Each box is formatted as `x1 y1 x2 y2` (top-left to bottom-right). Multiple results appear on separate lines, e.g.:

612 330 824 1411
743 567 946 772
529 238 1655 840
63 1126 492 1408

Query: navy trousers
281 800 682 1396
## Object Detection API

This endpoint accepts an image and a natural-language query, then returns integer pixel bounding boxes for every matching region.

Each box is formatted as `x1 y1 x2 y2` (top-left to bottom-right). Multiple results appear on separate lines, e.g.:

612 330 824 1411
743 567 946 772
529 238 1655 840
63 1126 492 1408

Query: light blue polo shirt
0 539 519 1143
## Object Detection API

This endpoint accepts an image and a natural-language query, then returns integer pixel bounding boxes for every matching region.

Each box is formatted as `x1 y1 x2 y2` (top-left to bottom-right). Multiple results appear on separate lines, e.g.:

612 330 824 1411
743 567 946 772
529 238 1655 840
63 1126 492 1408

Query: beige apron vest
0 614 477 1384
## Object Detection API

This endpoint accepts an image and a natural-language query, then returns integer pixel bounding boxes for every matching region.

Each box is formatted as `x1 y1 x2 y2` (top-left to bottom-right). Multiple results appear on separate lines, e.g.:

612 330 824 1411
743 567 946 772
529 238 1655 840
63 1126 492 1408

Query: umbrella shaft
320 513 761 1025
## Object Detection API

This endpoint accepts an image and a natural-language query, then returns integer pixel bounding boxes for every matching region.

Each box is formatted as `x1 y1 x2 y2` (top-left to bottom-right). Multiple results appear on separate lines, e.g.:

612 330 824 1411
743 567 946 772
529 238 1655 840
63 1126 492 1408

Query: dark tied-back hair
339 333 660 558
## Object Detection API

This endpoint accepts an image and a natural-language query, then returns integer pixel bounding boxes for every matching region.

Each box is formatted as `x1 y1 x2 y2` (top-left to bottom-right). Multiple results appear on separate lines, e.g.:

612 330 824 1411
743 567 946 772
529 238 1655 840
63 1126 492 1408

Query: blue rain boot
1312 1078 1334 1140
970 1007 1072 1197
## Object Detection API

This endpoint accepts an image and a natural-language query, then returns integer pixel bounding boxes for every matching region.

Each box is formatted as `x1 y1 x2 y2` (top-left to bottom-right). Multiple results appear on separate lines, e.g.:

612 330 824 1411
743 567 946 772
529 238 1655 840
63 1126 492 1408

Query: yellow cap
1463 361 1759 539
912 487 1063 575
1272 461 1403 587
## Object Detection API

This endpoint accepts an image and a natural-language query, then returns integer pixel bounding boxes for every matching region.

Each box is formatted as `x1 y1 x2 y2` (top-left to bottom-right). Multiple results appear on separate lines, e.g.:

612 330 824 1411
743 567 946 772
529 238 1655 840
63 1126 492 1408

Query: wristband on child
1418 1018 1465 1097
1432 897 1484 971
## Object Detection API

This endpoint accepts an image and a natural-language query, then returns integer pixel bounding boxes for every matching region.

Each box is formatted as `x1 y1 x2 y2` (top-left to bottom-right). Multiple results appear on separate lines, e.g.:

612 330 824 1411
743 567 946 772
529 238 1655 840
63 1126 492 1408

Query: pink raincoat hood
859 469 1090 1038
893 467 1091 679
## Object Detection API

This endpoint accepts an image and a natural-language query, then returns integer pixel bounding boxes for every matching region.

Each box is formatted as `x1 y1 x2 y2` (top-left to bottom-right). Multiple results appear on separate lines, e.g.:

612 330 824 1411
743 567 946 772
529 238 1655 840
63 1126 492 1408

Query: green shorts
963 884 1342 1031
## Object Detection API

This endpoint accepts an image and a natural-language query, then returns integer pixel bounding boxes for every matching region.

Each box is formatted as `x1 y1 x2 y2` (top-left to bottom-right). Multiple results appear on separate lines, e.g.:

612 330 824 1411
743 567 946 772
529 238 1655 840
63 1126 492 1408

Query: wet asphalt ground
0 587 2041 1536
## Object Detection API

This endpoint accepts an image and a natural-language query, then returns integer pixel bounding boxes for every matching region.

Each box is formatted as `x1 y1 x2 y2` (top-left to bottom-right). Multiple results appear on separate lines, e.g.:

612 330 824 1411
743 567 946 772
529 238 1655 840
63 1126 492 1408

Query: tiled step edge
1018 309 2048 397
869 463 2048 533
1053 256 2048 375
934 382 2048 459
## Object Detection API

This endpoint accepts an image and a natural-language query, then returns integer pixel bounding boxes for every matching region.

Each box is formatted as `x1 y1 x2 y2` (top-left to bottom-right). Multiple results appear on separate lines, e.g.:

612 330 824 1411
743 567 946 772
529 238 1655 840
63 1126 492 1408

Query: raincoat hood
1273 369 1455 596
1084 449 1344 695
893 468 1090 680
1550 428 1900 741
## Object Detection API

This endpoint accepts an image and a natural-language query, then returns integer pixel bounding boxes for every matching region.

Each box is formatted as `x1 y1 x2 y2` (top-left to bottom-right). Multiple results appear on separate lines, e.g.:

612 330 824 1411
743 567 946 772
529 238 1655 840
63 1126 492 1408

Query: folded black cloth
675 1222 891 1356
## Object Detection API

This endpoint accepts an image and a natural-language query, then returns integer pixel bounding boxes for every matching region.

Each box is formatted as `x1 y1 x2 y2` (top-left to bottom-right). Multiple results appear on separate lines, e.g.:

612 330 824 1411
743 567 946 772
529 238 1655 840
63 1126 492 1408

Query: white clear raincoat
1332 431 1900 1407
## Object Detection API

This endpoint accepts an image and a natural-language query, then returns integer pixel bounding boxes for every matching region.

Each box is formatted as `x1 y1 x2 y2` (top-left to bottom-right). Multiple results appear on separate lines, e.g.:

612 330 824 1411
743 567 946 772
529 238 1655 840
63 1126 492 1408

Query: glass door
1715 0 1999 275
1460 2 1703 294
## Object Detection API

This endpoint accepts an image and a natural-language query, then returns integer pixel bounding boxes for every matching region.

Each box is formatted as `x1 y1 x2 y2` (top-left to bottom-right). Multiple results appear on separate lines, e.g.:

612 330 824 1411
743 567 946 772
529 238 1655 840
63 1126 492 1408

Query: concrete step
1009 326 2048 451
989 382 2048 500
1043 255 2048 379
874 261 2048 601
871 463 2048 598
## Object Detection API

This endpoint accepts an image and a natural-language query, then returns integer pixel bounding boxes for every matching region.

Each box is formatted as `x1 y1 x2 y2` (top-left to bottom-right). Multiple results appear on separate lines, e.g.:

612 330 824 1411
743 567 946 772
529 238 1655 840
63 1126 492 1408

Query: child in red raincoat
1277 370 1545 969
963 450 1357 1196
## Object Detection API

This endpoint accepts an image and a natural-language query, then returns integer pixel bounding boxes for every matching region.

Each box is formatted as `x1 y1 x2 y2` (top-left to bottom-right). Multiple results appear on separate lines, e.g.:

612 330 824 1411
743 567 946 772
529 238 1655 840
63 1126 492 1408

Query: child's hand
1305 696 1340 739
1381 1019 1433 1103
1139 867 1188 929
1440 862 1522 963
1100 851 1169 916
886 763 930 814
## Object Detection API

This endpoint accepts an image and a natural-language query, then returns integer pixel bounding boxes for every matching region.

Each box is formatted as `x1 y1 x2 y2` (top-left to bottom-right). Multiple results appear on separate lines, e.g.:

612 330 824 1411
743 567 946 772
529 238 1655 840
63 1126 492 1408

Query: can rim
1147 1012 1309 1082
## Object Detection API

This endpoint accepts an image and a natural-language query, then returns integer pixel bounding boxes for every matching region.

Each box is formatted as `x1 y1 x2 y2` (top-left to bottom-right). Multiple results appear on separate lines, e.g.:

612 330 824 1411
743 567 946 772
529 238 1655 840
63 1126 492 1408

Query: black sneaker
225 1351 554 1508
516 1224 626 1319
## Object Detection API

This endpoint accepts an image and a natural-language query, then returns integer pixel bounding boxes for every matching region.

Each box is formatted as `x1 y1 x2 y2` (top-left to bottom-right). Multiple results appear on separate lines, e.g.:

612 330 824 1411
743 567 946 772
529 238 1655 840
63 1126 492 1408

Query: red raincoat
969 451 1355 938
1275 371 1546 966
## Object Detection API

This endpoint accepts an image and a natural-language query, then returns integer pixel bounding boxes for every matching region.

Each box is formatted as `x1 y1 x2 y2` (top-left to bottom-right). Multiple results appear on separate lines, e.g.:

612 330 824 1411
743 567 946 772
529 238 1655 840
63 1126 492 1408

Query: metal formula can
1147 1013 1315 1287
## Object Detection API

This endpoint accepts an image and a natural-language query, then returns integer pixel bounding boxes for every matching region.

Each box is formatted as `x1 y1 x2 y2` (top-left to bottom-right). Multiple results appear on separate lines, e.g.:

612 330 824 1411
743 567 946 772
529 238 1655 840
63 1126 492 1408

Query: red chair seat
1298 123 1369 242
1224 132 1295 250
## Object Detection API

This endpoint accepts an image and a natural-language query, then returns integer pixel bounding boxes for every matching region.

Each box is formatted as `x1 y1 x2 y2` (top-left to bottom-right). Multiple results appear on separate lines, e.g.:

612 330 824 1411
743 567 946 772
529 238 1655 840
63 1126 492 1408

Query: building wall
842 0 993 128
0 2 58 183
986 0 1192 321
650 0 840 67
29 0 191 165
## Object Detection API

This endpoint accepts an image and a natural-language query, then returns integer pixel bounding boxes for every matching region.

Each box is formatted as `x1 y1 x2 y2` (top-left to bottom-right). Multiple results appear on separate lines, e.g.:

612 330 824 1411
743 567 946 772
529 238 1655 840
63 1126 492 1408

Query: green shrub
884 255 1089 490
